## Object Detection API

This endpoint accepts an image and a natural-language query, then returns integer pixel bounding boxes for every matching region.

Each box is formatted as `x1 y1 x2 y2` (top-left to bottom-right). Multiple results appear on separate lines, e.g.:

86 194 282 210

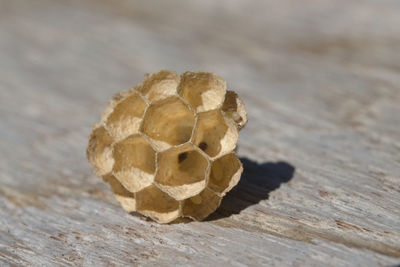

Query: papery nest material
87 70 247 223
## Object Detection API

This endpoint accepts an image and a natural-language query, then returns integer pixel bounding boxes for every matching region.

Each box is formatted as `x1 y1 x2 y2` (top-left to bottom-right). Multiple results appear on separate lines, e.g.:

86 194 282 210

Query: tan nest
87 70 247 223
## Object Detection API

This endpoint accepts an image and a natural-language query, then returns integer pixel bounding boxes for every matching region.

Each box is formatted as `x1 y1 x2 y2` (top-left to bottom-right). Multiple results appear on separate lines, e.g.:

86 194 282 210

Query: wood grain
0 0 399 266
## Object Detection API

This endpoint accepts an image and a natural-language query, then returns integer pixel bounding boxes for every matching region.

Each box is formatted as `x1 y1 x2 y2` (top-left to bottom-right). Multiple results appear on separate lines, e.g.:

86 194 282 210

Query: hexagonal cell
103 175 136 212
222 90 248 130
105 91 147 141
100 88 136 124
178 72 226 112
136 184 180 223
141 96 195 150
192 109 238 158
138 70 180 102
208 153 243 196
112 135 156 193
155 143 209 200
182 188 221 221
86 125 114 176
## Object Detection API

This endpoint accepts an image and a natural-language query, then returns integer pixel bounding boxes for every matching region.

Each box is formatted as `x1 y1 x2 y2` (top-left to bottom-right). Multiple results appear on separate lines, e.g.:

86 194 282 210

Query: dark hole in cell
199 142 208 151
178 152 188 163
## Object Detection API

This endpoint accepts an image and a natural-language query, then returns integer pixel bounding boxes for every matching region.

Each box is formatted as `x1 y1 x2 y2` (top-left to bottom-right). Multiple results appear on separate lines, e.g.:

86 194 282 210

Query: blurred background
1 0 399 172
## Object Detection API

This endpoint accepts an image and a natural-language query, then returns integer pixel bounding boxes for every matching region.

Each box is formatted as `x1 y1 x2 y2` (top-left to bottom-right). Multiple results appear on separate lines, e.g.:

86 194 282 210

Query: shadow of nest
206 157 295 221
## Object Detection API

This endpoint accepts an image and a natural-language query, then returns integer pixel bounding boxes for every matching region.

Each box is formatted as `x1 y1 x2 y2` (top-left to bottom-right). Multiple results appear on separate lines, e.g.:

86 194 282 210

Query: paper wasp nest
87 71 247 223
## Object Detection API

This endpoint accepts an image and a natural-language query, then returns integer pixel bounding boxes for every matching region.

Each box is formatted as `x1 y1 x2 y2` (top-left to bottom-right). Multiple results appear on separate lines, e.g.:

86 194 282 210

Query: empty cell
138 70 180 102
103 175 136 212
106 91 147 141
87 125 114 176
178 72 226 112
136 184 180 223
100 88 136 124
192 109 238 158
112 135 156 192
155 143 208 200
209 153 242 196
182 188 221 221
141 96 195 150
222 90 248 130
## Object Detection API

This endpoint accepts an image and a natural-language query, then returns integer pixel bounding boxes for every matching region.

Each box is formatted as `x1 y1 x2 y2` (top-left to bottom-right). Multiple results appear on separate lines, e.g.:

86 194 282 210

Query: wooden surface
1 0 400 266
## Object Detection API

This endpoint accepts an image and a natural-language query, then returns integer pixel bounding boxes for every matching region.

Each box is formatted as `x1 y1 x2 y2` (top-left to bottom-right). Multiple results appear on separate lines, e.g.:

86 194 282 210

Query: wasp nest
87 71 247 223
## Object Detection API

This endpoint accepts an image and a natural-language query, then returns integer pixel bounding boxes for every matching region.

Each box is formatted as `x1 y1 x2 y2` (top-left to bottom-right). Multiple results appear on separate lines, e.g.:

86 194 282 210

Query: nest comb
87 70 247 223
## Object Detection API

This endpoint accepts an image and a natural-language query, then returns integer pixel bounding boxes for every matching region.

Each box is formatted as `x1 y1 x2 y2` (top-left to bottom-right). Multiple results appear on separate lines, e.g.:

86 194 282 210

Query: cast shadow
206 157 295 221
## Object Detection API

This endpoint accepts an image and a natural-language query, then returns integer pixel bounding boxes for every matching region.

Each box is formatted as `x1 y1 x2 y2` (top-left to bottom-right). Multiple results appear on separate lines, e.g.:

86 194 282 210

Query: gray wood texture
1 0 400 266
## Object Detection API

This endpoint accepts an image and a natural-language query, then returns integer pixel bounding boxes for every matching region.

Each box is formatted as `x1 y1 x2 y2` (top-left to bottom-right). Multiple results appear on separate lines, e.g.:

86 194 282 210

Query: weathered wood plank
1 0 400 266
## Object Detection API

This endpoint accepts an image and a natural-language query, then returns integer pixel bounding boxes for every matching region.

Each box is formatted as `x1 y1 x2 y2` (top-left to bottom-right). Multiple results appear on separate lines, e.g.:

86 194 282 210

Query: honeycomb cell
100 88 136 124
222 90 248 130
136 184 180 223
182 188 221 221
105 91 147 141
178 72 226 112
112 135 156 193
209 153 243 196
103 175 136 212
155 143 209 200
192 109 238 158
86 125 114 176
141 96 195 150
138 70 180 102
